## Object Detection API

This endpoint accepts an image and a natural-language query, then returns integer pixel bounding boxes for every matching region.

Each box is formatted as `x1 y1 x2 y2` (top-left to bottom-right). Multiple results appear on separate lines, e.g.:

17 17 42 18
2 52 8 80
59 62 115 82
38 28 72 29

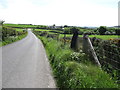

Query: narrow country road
2 29 56 88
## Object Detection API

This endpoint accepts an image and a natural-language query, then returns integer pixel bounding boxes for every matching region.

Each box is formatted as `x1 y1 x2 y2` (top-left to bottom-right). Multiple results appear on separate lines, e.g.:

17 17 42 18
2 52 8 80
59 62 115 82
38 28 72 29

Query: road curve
2 30 56 88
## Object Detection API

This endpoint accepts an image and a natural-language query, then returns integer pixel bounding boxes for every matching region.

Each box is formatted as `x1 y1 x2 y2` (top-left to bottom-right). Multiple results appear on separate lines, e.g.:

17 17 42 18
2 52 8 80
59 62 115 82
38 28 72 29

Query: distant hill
114 26 120 28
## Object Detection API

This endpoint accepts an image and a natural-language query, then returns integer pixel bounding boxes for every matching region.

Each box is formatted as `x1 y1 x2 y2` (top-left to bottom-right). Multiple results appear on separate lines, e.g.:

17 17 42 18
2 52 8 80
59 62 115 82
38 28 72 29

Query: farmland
3 23 119 40
33 30 119 88
60 34 118 40
34 28 119 40
4 23 37 28
1 23 120 88
33 25 120 88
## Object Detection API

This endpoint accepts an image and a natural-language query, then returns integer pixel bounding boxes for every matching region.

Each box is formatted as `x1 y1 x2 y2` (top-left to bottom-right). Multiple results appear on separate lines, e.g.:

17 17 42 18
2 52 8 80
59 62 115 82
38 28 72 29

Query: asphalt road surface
2 29 56 88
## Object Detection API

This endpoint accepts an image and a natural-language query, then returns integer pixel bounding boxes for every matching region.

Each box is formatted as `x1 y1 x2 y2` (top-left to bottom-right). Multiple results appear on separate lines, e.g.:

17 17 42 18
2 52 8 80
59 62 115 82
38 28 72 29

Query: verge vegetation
34 31 118 88
0 26 27 47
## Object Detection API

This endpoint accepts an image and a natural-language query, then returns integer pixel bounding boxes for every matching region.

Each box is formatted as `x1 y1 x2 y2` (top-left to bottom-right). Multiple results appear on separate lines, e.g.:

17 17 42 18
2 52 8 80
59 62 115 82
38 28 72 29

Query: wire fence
92 39 120 70
82 36 120 83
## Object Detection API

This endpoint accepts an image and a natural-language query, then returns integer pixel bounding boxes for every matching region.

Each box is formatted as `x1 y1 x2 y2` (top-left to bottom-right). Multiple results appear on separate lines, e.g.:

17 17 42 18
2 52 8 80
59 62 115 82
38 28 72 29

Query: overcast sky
0 0 119 26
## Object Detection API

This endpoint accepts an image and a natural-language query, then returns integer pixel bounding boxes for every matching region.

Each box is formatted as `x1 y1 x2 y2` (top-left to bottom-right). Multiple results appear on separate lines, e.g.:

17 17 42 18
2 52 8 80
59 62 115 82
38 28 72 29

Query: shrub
98 26 107 35
1 26 27 46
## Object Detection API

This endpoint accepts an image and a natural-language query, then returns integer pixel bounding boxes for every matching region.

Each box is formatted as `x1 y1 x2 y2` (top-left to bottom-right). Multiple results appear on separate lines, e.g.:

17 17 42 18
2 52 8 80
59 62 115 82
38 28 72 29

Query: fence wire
90 38 120 84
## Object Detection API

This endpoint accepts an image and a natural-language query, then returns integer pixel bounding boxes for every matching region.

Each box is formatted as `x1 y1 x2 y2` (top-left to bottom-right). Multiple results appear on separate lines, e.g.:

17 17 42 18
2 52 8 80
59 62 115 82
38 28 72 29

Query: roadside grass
13 28 24 31
0 32 27 47
0 26 2 30
35 34 118 88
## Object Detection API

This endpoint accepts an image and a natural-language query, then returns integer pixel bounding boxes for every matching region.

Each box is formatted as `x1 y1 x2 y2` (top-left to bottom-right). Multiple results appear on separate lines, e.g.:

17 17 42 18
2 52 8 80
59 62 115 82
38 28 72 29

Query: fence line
82 35 101 67
82 35 120 83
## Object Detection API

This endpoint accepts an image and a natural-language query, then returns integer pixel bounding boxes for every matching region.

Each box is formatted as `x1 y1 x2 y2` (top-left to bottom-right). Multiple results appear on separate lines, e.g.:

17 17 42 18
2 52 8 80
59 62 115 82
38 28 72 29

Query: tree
0 20 5 25
98 26 107 35
0 20 5 30
64 25 68 28
53 24 55 27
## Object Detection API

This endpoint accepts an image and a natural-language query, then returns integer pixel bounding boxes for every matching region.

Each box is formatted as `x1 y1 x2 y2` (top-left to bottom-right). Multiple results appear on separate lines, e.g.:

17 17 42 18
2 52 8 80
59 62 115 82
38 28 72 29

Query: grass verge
35 34 118 88
0 33 27 47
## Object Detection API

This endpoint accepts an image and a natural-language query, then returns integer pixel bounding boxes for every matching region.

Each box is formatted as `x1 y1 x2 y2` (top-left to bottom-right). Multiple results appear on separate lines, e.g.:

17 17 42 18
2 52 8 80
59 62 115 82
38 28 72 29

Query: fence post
83 34 101 67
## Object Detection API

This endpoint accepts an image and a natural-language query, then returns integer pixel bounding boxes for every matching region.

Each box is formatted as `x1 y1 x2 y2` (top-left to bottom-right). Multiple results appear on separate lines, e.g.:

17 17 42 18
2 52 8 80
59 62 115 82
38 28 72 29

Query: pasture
34 28 119 40
4 23 37 28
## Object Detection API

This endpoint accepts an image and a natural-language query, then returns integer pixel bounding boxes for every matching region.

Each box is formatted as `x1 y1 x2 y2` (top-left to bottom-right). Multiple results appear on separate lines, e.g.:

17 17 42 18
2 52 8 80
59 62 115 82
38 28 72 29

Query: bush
98 26 107 35
1 26 27 46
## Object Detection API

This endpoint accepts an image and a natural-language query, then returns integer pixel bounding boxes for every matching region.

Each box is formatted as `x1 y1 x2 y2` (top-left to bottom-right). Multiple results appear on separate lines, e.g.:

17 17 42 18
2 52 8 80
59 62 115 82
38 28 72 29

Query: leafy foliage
0 26 27 46
98 26 107 35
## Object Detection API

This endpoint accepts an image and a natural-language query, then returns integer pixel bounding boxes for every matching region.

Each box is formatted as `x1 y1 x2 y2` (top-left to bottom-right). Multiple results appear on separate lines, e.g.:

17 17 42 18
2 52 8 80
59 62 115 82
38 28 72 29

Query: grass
1 25 28 47
13 28 24 31
0 32 27 47
35 29 53 31
0 26 2 30
59 34 73 38
60 34 118 40
34 33 118 88
89 35 119 40
34 29 118 40
4 23 37 28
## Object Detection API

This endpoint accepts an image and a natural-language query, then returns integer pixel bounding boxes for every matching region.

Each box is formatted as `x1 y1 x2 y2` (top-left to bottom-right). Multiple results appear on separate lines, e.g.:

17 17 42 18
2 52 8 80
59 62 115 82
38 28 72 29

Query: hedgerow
0 26 27 46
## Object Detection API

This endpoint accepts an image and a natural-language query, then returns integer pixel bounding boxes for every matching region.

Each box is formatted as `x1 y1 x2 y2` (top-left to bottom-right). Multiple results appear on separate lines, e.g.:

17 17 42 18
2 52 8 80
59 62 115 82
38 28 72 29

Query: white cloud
0 0 119 26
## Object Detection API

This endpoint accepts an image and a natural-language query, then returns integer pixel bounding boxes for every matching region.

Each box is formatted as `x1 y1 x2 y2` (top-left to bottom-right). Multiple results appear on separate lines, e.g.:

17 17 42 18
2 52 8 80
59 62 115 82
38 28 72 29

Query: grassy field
13 28 25 31
89 35 119 40
35 29 63 33
4 24 37 28
35 29 53 31
61 34 118 40
34 29 119 40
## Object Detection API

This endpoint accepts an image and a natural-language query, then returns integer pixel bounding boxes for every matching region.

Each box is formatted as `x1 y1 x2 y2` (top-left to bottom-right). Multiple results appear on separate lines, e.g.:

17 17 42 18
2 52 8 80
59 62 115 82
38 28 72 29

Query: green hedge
0 26 27 47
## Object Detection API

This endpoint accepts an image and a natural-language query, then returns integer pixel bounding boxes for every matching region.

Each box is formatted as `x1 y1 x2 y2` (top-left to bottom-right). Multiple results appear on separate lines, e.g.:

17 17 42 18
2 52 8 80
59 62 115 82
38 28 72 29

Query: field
88 35 119 40
3 24 119 40
34 28 119 40
13 28 25 31
1 23 119 88
4 24 37 28
35 29 53 31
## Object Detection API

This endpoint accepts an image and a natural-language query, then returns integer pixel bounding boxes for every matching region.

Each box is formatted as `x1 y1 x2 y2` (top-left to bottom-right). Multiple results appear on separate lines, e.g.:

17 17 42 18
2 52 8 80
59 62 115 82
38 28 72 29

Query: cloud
0 0 118 26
